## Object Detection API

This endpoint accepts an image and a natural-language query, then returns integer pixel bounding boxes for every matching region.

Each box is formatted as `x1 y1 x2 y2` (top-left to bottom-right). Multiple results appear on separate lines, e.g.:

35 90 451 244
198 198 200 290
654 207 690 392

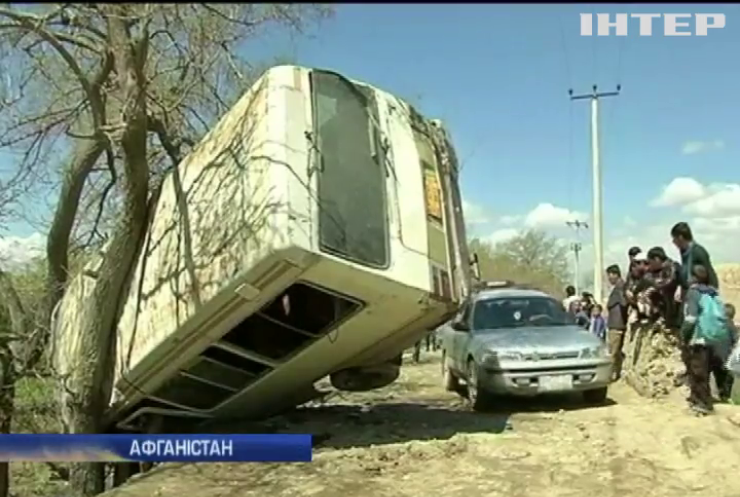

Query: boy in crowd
711 303 738 402
680 265 733 415
589 304 607 341
726 304 738 342
570 300 590 329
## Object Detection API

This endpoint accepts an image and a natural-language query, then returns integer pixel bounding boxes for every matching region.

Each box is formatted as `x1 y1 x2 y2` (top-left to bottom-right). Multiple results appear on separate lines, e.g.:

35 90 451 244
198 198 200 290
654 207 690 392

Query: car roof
471 287 552 301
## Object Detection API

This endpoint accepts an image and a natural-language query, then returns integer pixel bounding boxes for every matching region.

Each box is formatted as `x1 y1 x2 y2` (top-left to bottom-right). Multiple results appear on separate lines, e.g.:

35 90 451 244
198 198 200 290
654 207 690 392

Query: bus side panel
114 69 295 386
377 95 432 291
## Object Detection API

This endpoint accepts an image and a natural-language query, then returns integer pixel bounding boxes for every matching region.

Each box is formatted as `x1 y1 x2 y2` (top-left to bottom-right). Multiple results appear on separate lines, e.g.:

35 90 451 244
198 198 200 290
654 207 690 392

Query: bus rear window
310 71 389 268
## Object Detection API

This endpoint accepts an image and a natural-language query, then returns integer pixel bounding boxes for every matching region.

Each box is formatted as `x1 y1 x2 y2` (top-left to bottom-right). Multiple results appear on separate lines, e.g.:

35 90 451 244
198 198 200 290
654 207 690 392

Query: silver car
438 286 612 411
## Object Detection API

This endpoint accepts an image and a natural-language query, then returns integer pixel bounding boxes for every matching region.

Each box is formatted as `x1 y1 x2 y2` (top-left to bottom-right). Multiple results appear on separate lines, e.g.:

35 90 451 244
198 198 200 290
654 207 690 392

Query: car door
454 301 476 370
450 300 473 373
441 303 464 371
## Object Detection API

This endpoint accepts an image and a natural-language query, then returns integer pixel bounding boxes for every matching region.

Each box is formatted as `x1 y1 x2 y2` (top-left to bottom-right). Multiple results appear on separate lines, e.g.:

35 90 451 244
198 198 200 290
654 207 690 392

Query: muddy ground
102 351 740 497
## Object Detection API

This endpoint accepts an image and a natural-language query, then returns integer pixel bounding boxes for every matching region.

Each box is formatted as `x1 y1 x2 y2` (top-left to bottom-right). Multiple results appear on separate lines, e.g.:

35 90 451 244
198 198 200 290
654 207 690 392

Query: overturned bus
52 65 473 432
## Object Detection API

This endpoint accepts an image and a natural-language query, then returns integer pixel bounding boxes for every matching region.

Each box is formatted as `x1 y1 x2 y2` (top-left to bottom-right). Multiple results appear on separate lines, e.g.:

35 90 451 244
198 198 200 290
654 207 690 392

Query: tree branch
0 7 106 130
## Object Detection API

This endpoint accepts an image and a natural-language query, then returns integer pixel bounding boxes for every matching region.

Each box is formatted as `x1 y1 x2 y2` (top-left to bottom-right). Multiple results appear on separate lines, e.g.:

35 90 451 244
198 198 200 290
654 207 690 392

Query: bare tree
0 262 55 497
470 230 571 296
0 258 71 497
0 4 331 495
0 269 24 497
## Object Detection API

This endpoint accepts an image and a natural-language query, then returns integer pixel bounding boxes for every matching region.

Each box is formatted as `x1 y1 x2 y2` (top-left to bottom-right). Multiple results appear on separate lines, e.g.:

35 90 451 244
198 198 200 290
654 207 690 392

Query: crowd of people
567 221 738 415
562 288 606 338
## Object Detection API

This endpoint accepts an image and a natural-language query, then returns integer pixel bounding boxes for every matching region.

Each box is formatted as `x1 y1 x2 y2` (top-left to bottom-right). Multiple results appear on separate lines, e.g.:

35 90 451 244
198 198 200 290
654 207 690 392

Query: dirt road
106 352 740 497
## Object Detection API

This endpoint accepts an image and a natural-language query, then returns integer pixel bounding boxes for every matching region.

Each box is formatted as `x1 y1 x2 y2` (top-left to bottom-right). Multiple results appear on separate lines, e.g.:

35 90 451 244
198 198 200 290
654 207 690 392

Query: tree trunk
67 7 151 496
0 344 17 497
66 165 151 497
66 154 150 496
43 140 107 343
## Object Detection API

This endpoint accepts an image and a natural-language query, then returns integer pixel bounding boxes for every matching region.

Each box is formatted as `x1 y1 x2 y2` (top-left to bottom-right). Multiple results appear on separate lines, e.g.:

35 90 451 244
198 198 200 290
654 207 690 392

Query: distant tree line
469 229 571 297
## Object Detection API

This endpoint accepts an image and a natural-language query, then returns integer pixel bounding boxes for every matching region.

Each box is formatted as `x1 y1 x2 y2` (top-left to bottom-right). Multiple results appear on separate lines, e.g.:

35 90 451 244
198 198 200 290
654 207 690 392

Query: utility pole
566 220 589 295
570 84 620 303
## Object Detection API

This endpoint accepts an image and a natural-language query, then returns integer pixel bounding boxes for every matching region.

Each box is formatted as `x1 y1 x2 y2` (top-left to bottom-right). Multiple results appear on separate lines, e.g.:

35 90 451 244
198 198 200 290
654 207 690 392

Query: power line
557 12 577 216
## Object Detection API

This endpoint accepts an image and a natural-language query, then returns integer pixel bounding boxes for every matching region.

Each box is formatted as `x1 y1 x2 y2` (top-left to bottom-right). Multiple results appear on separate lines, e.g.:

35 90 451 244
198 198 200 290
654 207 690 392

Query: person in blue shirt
710 303 737 401
589 304 607 341
570 301 590 329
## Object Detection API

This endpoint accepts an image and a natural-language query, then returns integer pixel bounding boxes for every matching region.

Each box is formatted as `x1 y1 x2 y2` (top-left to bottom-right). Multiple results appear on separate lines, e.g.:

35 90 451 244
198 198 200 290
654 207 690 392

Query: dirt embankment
717 264 740 312
620 264 740 402
621 323 685 399
98 353 740 497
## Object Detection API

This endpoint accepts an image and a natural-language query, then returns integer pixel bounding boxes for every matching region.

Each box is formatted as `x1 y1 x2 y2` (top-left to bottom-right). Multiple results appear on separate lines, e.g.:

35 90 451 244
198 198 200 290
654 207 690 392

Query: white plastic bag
727 342 740 375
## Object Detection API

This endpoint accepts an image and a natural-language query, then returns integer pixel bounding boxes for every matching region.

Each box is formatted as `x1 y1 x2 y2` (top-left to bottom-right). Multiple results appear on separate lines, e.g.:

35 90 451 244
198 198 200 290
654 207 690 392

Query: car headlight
482 351 523 363
580 345 609 359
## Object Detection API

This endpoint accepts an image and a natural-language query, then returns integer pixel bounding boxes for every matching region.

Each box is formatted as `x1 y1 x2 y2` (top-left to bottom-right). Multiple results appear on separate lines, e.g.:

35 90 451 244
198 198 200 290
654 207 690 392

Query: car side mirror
470 253 481 281
451 320 469 332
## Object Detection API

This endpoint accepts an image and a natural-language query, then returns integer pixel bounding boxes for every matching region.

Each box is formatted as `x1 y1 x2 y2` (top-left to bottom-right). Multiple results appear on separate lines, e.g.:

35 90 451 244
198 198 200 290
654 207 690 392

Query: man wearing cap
625 251 650 325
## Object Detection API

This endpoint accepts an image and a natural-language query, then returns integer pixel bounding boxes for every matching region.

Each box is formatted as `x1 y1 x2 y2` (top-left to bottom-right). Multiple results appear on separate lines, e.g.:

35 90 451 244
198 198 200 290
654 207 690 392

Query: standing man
606 264 628 381
671 222 718 387
671 222 719 291
412 339 422 363
563 285 579 312
644 246 681 329
625 246 642 288
625 252 651 323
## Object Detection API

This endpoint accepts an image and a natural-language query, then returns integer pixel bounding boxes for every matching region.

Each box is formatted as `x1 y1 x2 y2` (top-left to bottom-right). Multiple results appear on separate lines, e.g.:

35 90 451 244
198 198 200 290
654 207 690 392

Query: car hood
474 325 601 352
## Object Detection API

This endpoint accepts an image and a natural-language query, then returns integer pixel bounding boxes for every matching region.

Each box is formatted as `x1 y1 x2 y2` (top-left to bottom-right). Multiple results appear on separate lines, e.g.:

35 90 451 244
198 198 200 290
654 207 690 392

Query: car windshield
472 296 574 330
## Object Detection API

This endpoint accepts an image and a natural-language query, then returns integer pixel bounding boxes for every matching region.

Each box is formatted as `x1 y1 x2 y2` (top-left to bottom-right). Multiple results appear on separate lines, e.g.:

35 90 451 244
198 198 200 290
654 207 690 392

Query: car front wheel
442 352 461 393
466 359 492 411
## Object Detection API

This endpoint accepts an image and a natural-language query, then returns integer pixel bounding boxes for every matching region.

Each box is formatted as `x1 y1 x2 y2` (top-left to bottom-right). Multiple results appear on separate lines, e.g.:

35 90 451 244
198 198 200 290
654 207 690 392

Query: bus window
310 71 389 268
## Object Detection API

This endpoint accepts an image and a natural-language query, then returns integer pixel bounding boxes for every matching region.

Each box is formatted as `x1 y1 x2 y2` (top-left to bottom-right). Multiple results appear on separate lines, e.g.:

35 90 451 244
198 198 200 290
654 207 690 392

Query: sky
2 3 740 277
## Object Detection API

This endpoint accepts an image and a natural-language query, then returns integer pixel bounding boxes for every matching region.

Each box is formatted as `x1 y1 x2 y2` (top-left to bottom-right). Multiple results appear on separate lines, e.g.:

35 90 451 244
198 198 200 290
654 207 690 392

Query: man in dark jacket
671 222 719 291
605 264 628 381
671 223 718 388
625 246 642 289
644 246 681 328
625 252 652 322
